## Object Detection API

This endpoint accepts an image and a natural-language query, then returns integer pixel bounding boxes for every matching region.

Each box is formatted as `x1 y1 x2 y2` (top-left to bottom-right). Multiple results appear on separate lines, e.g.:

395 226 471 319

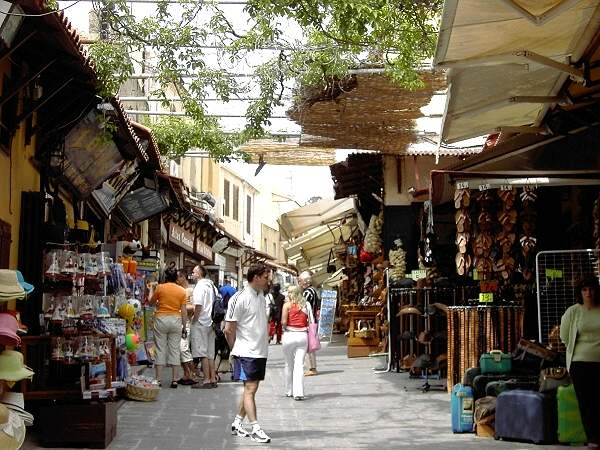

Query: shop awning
279 198 356 240
322 268 348 287
435 0 600 143
284 222 356 274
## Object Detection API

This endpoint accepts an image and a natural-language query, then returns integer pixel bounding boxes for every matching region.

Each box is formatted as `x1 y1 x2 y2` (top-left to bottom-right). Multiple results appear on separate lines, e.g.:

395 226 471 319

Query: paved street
24 336 567 450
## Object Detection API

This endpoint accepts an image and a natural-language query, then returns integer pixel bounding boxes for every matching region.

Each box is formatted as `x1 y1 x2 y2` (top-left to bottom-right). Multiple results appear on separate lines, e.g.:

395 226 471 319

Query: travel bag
480 350 512 374
485 378 538 397
495 390 557 444
557 384 586 444
473 374 514 400
462 367 480 387
474 396 496 438
451 384 474 433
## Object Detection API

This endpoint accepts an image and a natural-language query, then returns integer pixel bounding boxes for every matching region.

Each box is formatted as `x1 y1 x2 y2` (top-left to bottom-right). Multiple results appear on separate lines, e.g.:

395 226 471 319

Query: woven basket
126 383 160 402
355 329 376 339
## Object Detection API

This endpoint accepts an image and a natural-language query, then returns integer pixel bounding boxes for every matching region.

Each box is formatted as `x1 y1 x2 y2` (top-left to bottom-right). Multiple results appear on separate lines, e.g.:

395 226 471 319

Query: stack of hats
0 270 34 302
0 392 28 450
0 314 21 347
0 350 34 383
0 350 33 450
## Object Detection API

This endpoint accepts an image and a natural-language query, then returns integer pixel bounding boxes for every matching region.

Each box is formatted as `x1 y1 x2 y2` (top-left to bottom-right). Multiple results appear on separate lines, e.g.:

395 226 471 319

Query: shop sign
480 280 498 293
195 239 213 261
169 223 194 253
317 290 337 345
479 293 494 303
545 268 563 280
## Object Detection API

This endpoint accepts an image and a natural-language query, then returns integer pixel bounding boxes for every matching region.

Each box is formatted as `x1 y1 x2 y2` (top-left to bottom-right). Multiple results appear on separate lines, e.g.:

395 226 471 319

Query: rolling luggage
557 384 586 444
480 350 512 374
485 378 538 397
462 367 480 387
495 390 557 444
451 384 474 433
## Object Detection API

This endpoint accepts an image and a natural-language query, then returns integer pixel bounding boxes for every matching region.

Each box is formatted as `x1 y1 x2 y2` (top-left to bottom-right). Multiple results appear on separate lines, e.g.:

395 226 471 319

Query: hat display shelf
0 312 33 447
389 286 460 381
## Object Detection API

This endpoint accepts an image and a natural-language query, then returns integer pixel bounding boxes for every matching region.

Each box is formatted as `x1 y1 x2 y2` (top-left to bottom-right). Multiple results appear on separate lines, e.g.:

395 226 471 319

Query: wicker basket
355 329 376 339
125 383 160 402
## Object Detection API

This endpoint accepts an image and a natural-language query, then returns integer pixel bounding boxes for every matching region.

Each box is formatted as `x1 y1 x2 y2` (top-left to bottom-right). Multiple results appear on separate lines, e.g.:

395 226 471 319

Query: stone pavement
23 336 567 450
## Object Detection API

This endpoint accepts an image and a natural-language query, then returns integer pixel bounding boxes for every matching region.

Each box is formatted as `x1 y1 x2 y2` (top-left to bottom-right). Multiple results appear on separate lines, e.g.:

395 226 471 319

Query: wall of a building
383 155 441 206
0 60 41 270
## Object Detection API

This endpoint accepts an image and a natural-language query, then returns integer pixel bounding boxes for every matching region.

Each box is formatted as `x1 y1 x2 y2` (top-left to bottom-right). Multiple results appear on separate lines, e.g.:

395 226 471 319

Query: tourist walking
190 265 218 389
219 276 237 310
560 275 600 450
148 266 187 388
281 285 313 400
224 263 272 443
176 270 197 385
266 283 285 344
299 271 320 376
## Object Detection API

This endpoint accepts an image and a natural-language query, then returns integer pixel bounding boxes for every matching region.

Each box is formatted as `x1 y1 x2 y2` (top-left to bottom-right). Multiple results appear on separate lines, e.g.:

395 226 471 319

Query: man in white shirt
224 263 271 443
190 265 217 389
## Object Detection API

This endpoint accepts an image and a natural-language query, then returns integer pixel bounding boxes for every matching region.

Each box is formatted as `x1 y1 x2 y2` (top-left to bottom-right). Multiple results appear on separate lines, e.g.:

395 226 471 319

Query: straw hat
0 350 34 382
0 393 33 427
15 271 33 295
0 271 24 301
0 314 20 347
0 410 26 450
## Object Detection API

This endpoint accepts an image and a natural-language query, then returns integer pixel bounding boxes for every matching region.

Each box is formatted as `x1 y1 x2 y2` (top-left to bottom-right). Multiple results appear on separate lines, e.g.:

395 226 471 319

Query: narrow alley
24 337 564 450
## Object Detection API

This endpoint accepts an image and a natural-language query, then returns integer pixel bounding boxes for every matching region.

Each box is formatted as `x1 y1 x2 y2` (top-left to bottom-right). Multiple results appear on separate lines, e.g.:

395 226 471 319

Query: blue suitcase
451 384 474 433
495 390 557 444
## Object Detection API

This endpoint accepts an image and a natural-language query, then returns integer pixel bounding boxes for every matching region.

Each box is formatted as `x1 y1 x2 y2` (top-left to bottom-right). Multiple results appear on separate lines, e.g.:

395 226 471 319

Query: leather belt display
446 306 525 389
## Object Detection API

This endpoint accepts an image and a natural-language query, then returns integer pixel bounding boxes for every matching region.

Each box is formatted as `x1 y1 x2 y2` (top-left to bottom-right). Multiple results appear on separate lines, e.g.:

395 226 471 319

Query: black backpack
211 286 226 324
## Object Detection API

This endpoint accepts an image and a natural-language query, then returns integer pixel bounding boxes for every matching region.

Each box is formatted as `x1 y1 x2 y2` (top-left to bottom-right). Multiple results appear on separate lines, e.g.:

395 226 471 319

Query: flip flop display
454 187 472 276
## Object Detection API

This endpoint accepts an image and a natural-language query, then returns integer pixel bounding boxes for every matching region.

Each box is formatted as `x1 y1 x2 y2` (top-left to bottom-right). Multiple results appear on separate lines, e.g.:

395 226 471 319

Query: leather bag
539 367 570 392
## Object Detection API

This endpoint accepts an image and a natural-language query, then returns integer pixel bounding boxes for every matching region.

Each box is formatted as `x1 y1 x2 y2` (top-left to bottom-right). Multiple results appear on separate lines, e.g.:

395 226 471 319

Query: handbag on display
539 367 571 392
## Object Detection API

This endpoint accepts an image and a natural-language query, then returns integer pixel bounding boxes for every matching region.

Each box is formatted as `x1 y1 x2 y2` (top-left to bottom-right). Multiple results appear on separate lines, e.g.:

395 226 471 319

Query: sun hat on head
0 271 24 301
0 350 34 382
0 314 20 347
15 271 33 295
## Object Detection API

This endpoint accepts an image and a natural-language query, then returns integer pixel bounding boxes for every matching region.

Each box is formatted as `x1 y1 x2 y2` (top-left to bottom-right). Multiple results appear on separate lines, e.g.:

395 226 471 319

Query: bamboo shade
288 72 446 154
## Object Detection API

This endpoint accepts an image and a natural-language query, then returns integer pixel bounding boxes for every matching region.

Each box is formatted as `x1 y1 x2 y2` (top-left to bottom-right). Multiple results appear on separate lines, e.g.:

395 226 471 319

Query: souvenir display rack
388 286 479 373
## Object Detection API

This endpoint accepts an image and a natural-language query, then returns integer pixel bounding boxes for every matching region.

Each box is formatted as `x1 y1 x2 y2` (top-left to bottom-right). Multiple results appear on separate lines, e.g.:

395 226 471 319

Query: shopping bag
307 323 321 353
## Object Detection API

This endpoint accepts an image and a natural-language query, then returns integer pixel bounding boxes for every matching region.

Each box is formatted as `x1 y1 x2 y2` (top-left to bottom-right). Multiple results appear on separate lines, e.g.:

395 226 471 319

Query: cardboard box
39 401 117 448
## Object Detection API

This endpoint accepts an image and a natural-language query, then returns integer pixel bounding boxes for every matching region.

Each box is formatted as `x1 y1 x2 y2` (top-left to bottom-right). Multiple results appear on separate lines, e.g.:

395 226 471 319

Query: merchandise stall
0 270 35 449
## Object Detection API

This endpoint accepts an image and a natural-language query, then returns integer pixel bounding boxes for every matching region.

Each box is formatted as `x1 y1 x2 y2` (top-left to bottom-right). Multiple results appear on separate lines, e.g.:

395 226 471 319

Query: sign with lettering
410 269 427 281
545 268 563 279
480 280 499 293
456 181 469 190
169 223 194 253
195 239 213 261
317 290 337 345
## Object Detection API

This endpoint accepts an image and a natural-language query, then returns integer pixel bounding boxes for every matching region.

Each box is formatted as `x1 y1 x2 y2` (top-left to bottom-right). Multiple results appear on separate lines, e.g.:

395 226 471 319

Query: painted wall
383 154 461 206
0 60 41 270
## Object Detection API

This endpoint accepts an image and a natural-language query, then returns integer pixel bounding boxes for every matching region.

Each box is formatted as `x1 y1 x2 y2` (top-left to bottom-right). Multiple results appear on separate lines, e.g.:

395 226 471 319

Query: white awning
323 268 348 287
279 198 356 240
435 0 600 143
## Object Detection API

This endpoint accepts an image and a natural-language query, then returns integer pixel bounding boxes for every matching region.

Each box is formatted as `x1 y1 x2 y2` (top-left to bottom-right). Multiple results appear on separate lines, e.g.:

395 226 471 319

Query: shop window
233 185 239 221
223 179 230 216
0 74 18 154
0 219 11 269
246 195 252 234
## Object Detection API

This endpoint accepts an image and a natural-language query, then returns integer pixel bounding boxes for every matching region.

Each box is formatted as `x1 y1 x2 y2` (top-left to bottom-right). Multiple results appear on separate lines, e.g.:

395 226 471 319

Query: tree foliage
89 0 442 159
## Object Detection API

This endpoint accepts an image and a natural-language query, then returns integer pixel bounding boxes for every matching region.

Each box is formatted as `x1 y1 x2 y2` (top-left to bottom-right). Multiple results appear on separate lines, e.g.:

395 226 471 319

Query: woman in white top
281 285 312 400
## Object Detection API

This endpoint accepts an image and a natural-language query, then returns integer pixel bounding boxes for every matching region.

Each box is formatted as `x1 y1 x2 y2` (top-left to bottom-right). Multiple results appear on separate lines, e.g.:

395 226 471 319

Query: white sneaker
250 427 271 443
231 421 249 437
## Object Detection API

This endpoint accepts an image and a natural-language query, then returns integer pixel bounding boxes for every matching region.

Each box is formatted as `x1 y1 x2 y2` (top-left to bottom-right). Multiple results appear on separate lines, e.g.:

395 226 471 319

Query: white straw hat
0 271 24 301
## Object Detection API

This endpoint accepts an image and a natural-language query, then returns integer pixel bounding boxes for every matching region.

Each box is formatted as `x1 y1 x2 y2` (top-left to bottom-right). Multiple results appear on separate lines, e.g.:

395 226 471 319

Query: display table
346 309 381 357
